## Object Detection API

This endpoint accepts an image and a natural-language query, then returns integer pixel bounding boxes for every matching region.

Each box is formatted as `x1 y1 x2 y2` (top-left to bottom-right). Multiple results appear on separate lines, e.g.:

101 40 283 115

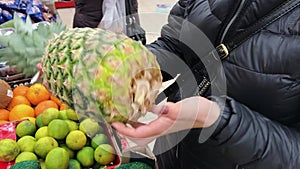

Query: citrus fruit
64 119 79 131
60 144 75 159
58 110 68 120
45 147 69 169
68 159 81 169
21 117 36 124
0 120 8 124
66 130 87 150
94 144 116 165
0 109 10 121
17 135 36 152
65 109 79 121
79 118 102 137
91 134 108 149
35 114 45 128
26 83 51 105
15 152 38 163
59 103 69 111
34 100 58 116
34 136 58 158
7 95 31 111
41 107 60 125
13 85 29 97
0 139 20 162
50 95 62 106
9 104 35 121
16 120 36 137
76 146 94 167
39 159 46 169
35 126 48 140
48 119 69 140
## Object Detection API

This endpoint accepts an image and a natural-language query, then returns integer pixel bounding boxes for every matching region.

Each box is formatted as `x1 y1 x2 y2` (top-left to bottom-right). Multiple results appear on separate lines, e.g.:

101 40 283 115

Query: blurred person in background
73 0 139 28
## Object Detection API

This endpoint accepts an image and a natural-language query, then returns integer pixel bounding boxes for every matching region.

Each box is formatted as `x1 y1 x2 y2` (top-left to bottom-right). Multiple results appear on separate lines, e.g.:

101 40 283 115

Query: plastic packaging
0 121 18 169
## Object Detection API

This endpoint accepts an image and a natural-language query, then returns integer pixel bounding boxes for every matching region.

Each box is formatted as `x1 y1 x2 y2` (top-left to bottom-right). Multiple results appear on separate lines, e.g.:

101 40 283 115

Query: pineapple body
42 28 162 122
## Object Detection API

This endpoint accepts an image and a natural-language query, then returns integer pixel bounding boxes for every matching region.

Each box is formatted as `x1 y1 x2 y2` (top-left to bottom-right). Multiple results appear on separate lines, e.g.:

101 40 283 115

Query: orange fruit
26 83 51 105
0 109 10 121
0 120 8 124
60 104 69 111
13 85 29 97
50 95 62 106
9 104 35 121
35 100 59 116
7 95 31 111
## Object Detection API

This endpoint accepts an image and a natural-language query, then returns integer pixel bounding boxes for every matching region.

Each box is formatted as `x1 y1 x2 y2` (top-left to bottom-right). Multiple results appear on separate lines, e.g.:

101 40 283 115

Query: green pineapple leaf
0 14 66 77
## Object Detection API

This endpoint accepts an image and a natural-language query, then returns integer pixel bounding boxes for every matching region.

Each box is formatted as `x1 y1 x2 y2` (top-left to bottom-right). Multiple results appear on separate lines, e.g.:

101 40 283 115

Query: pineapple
0 16 162 123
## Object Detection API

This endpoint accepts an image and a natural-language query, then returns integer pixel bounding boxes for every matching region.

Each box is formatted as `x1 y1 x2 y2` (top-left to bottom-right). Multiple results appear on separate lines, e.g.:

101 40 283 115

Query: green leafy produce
10 160 41 169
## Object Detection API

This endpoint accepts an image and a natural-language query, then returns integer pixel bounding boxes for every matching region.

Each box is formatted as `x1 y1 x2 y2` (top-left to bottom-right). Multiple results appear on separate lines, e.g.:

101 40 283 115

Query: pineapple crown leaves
0 13 66 77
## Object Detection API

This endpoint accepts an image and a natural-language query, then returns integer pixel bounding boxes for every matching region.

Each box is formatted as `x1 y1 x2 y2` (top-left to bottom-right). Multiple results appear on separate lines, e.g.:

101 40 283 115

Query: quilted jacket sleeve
210 97 300 169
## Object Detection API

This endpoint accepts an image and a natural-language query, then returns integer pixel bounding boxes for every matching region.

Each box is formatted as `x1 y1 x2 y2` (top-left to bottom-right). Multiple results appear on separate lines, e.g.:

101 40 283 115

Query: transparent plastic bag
98 0 126 34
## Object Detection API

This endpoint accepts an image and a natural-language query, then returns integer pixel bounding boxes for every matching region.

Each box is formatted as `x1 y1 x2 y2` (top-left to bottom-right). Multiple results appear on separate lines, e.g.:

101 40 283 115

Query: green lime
35 126 48 140
76 146 94 167
16 120 36 137
48 119 69 140
17 135 36 152
66 130 87 150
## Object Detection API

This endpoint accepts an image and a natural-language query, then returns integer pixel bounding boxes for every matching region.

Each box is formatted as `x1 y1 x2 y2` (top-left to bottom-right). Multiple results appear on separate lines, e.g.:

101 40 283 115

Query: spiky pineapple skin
42 28 162 123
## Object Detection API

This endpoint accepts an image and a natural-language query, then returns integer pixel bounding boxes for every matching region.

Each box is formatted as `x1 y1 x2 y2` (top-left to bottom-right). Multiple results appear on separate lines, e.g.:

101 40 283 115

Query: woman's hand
112 96 220 145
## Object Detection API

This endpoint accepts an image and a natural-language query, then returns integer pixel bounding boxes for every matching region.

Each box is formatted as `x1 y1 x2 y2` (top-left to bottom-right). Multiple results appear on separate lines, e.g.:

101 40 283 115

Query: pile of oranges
0 83 68 124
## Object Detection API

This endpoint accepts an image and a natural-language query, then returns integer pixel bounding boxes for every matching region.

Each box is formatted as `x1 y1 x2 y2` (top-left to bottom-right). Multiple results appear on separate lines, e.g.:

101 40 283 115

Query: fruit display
0 11 162 168
0 14 162 123
0 83 120 168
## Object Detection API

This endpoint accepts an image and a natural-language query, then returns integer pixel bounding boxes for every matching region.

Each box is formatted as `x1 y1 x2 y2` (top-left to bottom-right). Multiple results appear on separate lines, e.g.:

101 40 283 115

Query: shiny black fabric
147 0 300 168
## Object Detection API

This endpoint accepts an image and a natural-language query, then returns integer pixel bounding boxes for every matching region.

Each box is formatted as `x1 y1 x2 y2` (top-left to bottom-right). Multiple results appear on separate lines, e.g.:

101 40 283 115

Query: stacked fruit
0 82 117 168
0 82 68 124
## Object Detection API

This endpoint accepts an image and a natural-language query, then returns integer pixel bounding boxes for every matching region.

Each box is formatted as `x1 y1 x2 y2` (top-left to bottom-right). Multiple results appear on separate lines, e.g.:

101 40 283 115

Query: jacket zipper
220 0 246 43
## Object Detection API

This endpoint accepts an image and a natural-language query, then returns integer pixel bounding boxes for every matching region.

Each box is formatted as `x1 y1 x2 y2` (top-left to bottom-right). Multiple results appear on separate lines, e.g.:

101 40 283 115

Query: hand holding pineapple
112 96 221 146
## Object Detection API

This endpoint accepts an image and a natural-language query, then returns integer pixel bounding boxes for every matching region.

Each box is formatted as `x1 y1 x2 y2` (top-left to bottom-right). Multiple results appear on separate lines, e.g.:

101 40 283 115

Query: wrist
194 98 221 128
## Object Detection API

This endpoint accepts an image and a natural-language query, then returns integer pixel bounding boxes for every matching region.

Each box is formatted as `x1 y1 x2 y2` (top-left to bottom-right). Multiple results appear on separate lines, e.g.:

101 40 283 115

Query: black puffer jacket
147 0 300 168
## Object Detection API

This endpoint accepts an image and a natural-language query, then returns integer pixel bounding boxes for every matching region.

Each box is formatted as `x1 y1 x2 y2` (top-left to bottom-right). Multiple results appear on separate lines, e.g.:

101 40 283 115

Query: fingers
111 122 139 137
112 118 170 139
150 103 170 116
36 63 42 72
128 121 146 128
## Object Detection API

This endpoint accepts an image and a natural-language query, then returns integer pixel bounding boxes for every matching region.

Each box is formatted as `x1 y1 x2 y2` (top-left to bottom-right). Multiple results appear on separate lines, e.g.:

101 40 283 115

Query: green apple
94 144 115 165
